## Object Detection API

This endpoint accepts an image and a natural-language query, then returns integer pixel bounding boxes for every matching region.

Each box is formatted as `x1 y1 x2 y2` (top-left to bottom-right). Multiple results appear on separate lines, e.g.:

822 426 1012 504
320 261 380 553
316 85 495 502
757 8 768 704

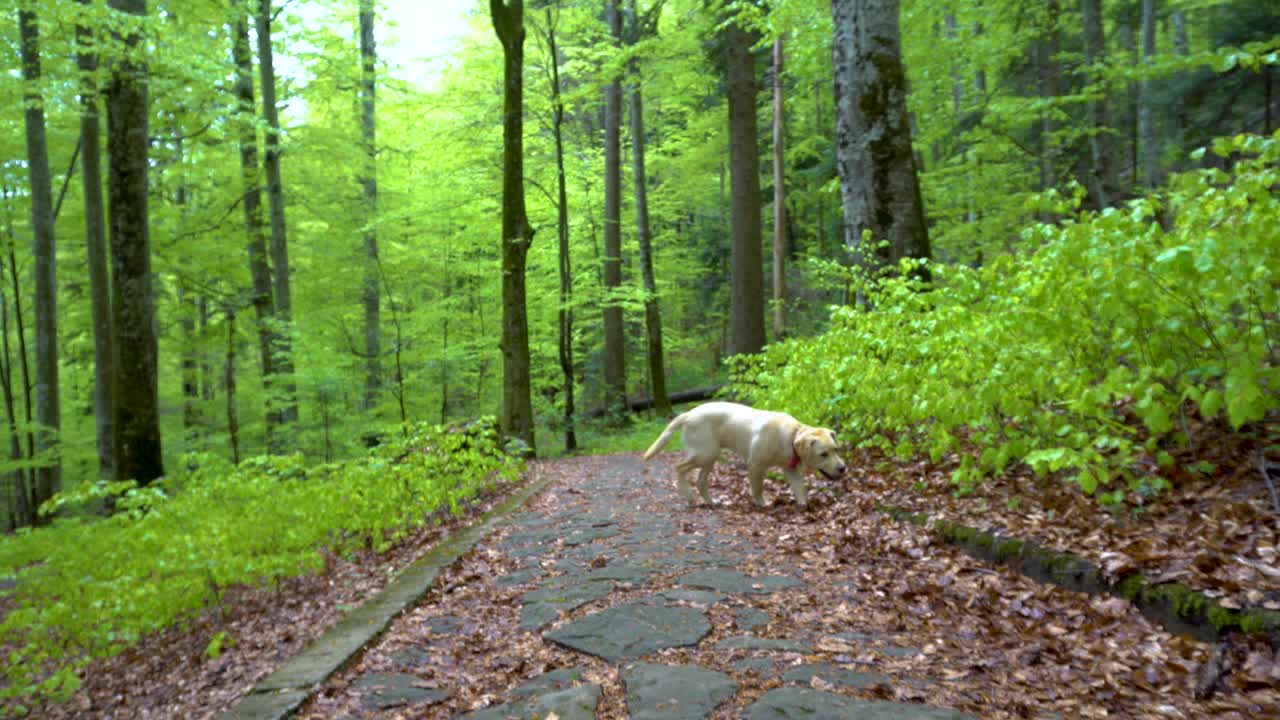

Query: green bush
734 133 1278 502
0 419 522 713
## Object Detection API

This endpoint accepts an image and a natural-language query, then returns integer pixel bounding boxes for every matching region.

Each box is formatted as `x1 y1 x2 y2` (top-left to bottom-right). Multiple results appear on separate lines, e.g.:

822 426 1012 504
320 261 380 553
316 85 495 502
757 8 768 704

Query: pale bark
772 36 786 341
725 16 765 355
106 0 163 484
231 15 281 450
77 0 114 479
360 0 381 412
831 0 931 284
602 0 627 413
256 0 297 424
627 0 670 416
17 6 60 510
1139 0 1161 188
491 0 536 453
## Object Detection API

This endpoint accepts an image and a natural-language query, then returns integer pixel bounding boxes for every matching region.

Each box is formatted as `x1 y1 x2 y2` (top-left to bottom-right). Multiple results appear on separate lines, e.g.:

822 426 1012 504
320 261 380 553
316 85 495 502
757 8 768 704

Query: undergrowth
733 133 1279 504
0 419 522 715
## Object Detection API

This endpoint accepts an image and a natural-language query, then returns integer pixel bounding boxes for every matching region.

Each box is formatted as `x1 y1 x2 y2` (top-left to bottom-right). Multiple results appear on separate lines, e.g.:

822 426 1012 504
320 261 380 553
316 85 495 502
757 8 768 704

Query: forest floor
46 449 1279 719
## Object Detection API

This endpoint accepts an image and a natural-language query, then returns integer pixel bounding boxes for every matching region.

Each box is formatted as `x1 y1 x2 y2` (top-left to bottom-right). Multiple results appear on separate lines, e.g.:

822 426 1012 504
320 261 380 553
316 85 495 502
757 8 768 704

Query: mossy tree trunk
18 4 61 512
627 0 671 417
106 0 163 485
602 0 627 416
491 0 536 454
725 14 765 356
359 0 381 414
831 0 931 285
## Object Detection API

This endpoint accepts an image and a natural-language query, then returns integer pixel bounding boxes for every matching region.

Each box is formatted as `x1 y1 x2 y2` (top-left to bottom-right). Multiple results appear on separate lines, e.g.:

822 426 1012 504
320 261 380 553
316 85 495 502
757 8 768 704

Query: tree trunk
831 0 931 286
0 248 30 528
76 0 114 479
106 0 163 485
1119 22 1138 186
1139 0 1161 188
224 306 240 465
725 16 766 356
627 0 670 417
232 15 281 452
491 0 536 453
602 0 627 414
3 213 35 480
1039 0 1062 192
17 6 60 512
256 0 297 425
545 5 577 451
179 283 200 431
772 36 786 341
359 0 382 413
1081 0 1118 207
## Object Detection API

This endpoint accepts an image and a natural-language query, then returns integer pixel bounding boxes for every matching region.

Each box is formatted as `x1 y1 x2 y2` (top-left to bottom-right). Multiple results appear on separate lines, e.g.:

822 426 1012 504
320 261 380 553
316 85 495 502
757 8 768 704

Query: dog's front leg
748 467 767 507
784 468 808 507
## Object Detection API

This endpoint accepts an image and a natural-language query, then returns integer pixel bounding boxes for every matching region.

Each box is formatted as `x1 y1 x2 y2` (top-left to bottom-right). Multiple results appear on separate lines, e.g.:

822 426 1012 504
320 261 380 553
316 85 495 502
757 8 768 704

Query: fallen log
583 384 726 420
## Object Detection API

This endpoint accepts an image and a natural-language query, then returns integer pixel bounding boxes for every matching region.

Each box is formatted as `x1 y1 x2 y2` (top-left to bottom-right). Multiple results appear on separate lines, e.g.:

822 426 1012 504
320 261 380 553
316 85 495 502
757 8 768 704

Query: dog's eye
821 451 829 458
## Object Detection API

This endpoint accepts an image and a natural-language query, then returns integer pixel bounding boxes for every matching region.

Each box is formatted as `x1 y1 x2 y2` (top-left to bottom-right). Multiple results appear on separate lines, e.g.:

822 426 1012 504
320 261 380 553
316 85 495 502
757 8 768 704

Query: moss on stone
1237 611 1265 634
994 539 1024 562
1116 574 1144 601
1206 604 1239 632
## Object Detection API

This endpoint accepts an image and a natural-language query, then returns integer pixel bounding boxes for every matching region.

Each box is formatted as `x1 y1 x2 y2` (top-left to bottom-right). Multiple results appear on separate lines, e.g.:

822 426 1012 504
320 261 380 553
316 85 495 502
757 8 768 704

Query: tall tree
542 5 577 451
1081 0 1118 207
17 3 61 510
231 14 282 450
106 0 163 484
1139 0 1161 188
831 0 931 283
77 0 114 480
725 11 766 356
627 0 671 416
359 0 381 413
602 0 627 414
491 0 536 452
1039 0 1063 193
772 35 786 340
256 0 298 424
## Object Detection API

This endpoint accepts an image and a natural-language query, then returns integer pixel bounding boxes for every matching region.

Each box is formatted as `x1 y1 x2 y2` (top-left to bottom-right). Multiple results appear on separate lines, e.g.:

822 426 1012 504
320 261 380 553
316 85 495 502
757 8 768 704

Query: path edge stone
217 472 556 720
878 504 1280 646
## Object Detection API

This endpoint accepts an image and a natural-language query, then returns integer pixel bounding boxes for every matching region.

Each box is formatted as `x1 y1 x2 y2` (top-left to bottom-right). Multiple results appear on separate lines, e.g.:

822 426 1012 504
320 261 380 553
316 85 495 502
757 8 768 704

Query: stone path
296 454 977 719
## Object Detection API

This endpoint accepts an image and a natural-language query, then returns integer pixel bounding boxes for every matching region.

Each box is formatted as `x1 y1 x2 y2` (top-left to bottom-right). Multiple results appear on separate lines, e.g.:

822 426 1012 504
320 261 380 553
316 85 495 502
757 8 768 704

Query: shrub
0 418 522 712
733 133 1278 502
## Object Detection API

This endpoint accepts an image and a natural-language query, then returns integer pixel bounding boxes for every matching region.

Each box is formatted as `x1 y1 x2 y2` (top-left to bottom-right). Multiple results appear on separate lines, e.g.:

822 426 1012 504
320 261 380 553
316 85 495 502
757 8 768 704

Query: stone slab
622 662 738 719
461 683 602 720
782 663 891 689
520 582 614 630
352 672 448 710
716 635 811 653
545 603 711 662
745 687 977 720
677 569 802 595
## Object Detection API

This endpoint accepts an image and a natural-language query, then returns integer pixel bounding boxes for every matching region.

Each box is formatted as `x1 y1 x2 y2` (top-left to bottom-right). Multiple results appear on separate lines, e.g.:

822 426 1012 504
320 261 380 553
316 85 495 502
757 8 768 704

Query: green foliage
0 420 521 711
734 133 1279 500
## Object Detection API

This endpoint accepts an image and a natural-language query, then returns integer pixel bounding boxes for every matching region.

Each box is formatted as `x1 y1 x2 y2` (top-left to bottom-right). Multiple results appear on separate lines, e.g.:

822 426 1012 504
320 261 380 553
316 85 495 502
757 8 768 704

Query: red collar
788 446 802 469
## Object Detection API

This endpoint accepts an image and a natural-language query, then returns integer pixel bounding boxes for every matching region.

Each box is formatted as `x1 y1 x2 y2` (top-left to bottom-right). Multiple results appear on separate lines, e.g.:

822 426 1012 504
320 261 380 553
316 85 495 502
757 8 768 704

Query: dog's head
795 427 847 480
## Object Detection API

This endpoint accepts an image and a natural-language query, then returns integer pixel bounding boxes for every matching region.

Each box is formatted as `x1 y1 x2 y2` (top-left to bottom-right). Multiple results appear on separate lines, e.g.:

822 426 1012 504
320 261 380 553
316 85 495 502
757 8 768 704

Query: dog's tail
643 412 689 460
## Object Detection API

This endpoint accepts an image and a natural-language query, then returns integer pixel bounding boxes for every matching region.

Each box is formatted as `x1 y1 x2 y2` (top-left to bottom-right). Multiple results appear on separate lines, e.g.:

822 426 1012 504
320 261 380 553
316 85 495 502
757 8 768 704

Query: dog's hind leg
674 457 701 504
747 467 767 507
695 466 715 506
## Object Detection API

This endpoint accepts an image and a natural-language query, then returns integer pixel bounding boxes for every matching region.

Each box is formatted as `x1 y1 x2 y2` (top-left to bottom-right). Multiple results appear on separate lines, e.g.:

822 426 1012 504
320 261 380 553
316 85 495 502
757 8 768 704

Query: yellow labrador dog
643 401 846 508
